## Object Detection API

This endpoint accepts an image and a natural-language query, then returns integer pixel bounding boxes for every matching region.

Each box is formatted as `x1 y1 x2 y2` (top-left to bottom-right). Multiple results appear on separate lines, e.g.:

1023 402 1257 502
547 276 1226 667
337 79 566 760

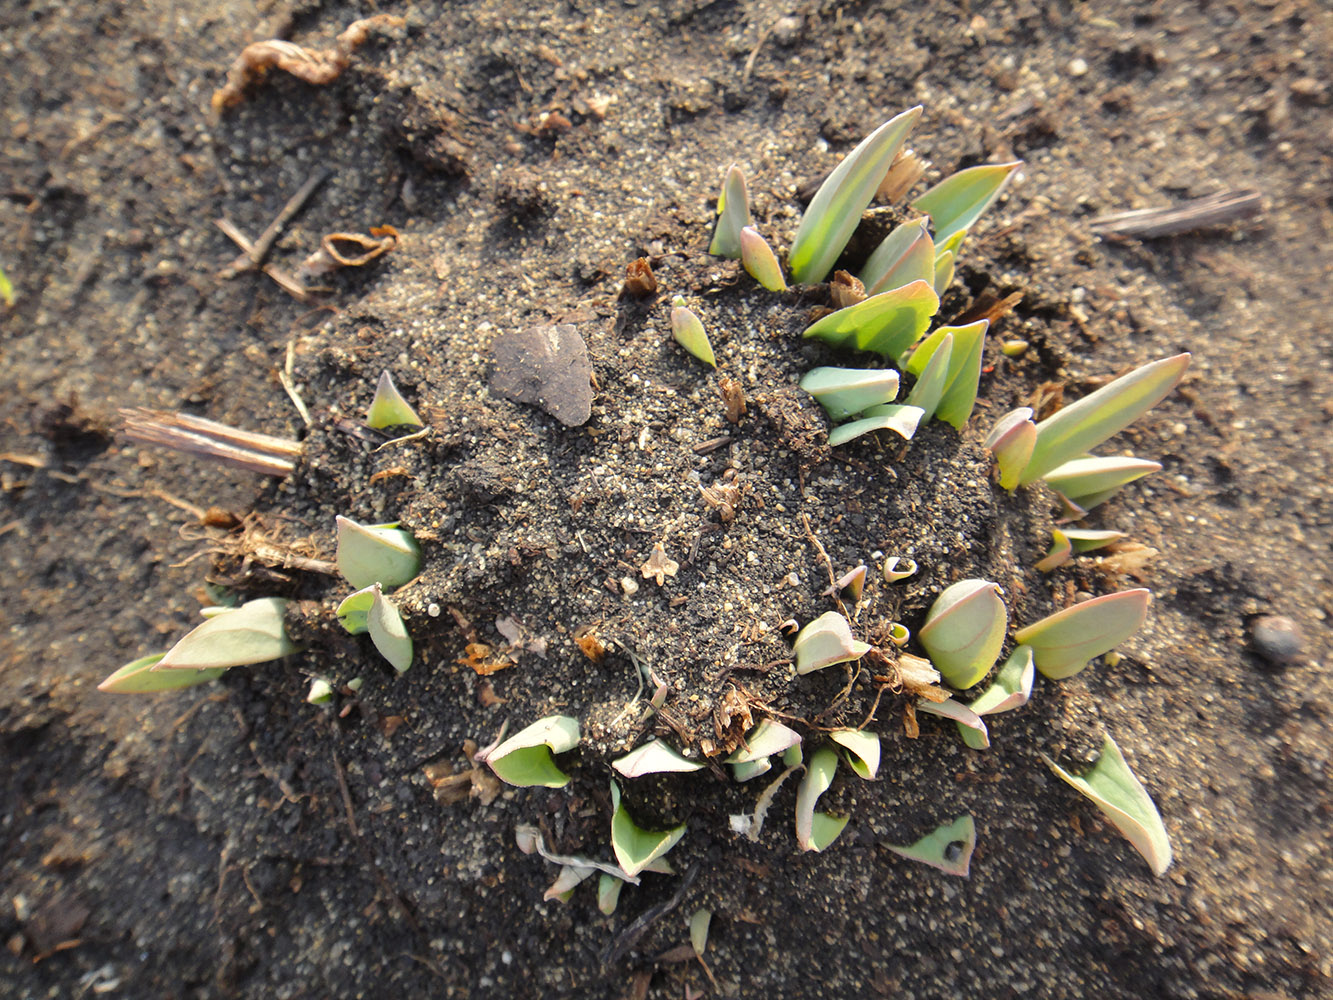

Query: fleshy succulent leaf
1019 354 1192 486
1035 530 1074 572
793 611 872 674
904 332 952 421
933 248 956 295
803 280 939 359
918 579 1007 690
612 739 706 778
882 556 918 583
912 161 1022 247
788 107 922 284
670 296 716 368
335 585 376 635
726 719 803 763
917 698 990 749
597 873 624 915
307 677 335 704
827 404 924 446
610 780 686 877
367 585 413 673
740 226 787 291
709 163 752 258
366 370 424 429
99 653 226 693
1065 528 1127 552
1042 456 1163 507
154 598 297 671
830 729 880 780
985 407 1037 491
1013 589 1151 679
335 516 422 590
886 814 976 876
1042 735 1172 876
479 716 581 788
965 644 1035 717
860 219 934 296
905 321 988 428
729 758 773 782
794 747 849 852
799 367 900 422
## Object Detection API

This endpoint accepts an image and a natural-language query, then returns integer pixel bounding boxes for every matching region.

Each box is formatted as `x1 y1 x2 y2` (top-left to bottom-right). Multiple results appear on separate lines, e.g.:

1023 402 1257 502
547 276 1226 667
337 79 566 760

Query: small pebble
1251 615 1304 666
1068 57 1089 77
773 15 803 46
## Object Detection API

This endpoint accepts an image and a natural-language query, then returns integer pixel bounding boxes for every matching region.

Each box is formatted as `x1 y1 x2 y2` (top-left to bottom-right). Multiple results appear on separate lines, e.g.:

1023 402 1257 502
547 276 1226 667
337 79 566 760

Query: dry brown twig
1089 188 1262 239
119 408 302 477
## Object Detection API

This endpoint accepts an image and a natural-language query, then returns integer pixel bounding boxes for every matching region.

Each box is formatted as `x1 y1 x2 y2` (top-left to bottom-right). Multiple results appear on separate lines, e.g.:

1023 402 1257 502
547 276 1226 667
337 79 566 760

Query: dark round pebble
1250 615 1304 666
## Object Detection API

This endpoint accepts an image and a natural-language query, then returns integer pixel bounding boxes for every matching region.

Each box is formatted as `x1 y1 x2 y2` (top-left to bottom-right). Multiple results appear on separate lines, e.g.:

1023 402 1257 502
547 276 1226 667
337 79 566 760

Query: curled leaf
966 644 1035 717
882 557 918 583
478 716 581 788
916 697 990 750
335 584 376 634
918 579 1007 689
984 407 1037 491
803 280 939 360
1042 735 1172 876
886 814 976 876
830 729 880 780
709 163 752 258
613 739 706 778
827 404 924 446
611 780 686 877
726 719 803 764
860 219 934 297
793 611 871 674
795 747 849 852
335 516 422 590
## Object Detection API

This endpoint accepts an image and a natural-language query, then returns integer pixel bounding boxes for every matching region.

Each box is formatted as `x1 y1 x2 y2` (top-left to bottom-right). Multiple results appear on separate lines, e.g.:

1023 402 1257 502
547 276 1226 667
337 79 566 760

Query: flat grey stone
489 323 594 427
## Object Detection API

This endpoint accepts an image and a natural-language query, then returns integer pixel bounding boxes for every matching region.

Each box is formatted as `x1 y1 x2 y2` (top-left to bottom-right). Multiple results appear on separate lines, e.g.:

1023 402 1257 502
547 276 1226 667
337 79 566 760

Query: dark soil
3 2 1331 998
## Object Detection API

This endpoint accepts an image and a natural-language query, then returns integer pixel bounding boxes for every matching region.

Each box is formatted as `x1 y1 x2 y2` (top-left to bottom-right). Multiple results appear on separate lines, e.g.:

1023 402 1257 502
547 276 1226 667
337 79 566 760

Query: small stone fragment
641 542 679 585
1251 615 1304 666
490 323 595 427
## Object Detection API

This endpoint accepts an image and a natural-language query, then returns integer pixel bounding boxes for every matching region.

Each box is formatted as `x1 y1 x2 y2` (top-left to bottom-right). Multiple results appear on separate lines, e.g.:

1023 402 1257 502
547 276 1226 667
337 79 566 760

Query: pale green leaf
793 611 871 674
336 516 422 590
1035 529 1074 572
789 107 923 284
307 677 335 704
908 320 988 429
689 909 712 956
1013 589 1151 679
368 586 413 673
597 873 624 915
918 579 1007 689
154 597 296 671
803 279 939 359
670 297 716 367
904 332 952 421
933 248 956 295
740 226 787 291
726 719 803 763
482 716 581 788
366 370 424 429
886 814 976 876
611 780 686 877
1043 735 1172 876
613 739 706 778
984 407 1037 491
860 219 934 296
965 644 1035 717
335 585 376 634
799 367 900 422
917 697 990 750
99 653 226 693
1043 455 1163 507
709 163 752 258
795 747 849 852
830 729 880 780
827 404 924 446
1019 354 1192 486
912 161 1022 246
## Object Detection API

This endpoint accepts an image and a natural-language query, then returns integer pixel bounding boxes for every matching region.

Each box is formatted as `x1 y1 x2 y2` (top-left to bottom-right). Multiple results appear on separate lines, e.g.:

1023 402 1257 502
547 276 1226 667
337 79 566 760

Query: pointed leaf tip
366 370 424 430
1014 589 1151 679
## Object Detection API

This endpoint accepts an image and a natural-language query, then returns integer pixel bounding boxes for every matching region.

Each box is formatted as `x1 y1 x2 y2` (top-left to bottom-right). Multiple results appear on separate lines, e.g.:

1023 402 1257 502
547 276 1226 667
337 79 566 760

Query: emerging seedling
1042 455 1163 511
793 611 872 674
882 556 918 583
612 739 706 778
830 729 880 780
788 107 922 284
1035 528 1125 573
726 719 802 782
886 814 977 876
1042 735 1172 876
611 780 686 877
367 585 412 673
917 579 1007 689
477 715 581 788
794 746 849 852
99 653 225 694
799 367 900 422
1013 589 1151 679
366 370 424 429
904 320 989 429
803 279 939 360
335 516 422 590
335 585 376 634
983 407 1036 491
916 698 990 749
740 226 787 291
826 404 925 447
152 597 297 671
860 218 934 297
597 873 623 915
912 161 1022 247
708 163 752 258
307 677 335 704
670 296 716 368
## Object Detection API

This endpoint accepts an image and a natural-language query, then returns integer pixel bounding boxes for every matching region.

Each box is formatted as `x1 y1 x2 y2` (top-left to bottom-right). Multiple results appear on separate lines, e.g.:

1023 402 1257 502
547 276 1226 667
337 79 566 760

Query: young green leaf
1035 529 1075 572
740 226 787 291
882 556 918 583
479 716 581 788
726 719 803 764
1065 528 1126 552
793 611 872 674
886 814 976 876
154 597 297 671
307 677 335 704
827 404 925 446
1019 354 1192 486
709 163 753 258
984 407 1037 491
965 644 1035 717
802 279 939 360
904 332 952 421
689 909 712 956
612 739 706 778
545 865 593 903
1042 455 1163 508
906 320 988 429
597 873 624 915
1013 589 1151 679
0 264 14 307
912 161 1022 247
367 585 413 673
860 219 934 296
918 579 1007 689
670 296 716 368
729 758 773 782
366 370 424 430
1043 735 1172 876
335 516 422 590
788 107 923 284
799 367 900 422
794 747 849 852
611 780 686 877
335 585 376 634
830 729 880 780
932 248 956 295
99 653 226 694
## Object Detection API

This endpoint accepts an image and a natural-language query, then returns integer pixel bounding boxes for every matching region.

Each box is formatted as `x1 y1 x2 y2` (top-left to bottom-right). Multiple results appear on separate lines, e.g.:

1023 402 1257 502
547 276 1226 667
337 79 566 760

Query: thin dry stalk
120 408 302 477
1090 188 1262 239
